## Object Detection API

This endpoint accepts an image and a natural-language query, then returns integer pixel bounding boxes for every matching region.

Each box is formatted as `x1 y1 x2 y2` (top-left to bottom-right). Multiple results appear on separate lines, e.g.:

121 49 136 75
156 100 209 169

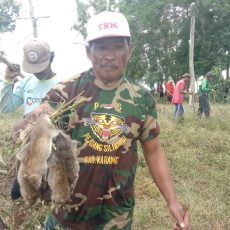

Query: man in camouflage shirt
35 11 190 230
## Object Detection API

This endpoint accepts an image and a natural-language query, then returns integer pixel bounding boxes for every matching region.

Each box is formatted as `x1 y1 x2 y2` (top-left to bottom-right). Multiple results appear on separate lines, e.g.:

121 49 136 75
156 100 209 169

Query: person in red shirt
172 73 192 119
165 79 175 102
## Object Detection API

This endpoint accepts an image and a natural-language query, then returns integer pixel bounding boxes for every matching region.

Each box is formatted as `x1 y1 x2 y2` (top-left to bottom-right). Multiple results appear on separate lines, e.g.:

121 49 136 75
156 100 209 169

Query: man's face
87 37 132 84
207 75 213 81
34 65 51 80
185 77 191 82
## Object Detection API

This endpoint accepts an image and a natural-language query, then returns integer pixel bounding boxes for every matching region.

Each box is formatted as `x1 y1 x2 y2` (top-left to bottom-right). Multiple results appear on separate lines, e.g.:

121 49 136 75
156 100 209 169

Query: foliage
73 0 117 39
208 67 230 103
120 0 189 83
0 0 20 33
74 0 230 89
176 0 230 76
120 0 230 83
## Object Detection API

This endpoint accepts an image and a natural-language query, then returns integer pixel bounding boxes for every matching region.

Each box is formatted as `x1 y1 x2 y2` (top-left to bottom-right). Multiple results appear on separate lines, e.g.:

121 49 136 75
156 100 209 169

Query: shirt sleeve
202 79 210 92
0 81 24 113
43 82 68 108
140 93 160 141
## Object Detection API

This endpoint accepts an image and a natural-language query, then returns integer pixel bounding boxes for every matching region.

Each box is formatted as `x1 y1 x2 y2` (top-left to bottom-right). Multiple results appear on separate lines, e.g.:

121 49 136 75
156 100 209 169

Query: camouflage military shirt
45 69 160 230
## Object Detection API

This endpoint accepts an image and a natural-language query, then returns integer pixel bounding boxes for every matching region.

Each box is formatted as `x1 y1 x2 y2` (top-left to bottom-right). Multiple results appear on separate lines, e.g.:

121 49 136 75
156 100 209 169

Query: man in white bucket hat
29 11 190 230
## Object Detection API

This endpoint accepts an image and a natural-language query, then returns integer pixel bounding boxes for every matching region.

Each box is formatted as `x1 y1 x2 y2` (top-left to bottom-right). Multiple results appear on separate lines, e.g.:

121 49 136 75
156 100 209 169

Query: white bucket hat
86 11 131 42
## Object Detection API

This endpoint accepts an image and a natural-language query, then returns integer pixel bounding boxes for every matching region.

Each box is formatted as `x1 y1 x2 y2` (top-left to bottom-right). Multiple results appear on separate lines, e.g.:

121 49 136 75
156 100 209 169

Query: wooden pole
189 15 195 106
226 51 229 79
28 0 37 38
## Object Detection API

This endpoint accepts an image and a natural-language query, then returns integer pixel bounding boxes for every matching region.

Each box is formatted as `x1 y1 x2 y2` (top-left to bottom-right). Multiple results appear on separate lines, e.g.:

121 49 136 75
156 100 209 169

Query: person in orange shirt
165 79 175 102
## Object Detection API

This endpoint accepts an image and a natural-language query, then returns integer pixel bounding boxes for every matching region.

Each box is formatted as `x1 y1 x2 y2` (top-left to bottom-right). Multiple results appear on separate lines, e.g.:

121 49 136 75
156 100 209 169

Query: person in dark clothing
197 71 214 118
157 83 164 98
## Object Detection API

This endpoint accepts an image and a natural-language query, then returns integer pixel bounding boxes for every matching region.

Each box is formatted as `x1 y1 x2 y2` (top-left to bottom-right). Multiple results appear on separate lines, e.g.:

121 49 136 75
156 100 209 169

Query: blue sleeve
0 82 24 113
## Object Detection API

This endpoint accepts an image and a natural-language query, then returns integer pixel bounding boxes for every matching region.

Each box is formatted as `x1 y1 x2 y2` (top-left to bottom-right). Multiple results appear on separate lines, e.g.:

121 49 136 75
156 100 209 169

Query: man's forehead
91 37 128 44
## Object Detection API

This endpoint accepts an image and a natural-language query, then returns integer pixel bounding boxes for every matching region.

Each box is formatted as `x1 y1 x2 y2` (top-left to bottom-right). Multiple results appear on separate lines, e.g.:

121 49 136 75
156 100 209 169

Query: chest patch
85 112 129 142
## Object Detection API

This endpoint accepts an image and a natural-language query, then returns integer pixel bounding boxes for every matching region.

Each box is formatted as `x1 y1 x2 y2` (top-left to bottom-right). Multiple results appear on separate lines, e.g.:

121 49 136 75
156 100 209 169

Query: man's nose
104 54 116 61
103 48 116 60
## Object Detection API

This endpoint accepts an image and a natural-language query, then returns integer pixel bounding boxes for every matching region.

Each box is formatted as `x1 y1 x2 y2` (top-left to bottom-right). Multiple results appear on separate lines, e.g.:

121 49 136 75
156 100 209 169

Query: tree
74 0 230 88
176 0 230 76
73 0 117 39
0 0 20 33
121 0 230 84
120 0 192 84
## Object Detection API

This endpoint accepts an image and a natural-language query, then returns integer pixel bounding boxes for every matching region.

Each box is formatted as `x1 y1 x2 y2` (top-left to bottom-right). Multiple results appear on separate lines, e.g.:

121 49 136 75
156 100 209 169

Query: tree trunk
226 52 229 79
189 15 195 106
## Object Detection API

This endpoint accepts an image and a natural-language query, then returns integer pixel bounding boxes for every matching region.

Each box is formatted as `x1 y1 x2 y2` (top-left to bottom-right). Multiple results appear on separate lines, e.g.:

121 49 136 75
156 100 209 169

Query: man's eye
115 44 124 49
97 46 106 50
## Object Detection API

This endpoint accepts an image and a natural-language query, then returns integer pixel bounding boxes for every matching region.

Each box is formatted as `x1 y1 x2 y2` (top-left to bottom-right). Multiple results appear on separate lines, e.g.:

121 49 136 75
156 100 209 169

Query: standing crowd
154 71 214 120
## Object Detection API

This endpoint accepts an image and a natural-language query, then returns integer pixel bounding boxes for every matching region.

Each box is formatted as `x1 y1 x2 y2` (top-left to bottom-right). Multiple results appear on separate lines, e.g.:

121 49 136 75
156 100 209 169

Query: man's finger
172 207 185 227
173 223 181 230
175 211 191 230
183 211 191 230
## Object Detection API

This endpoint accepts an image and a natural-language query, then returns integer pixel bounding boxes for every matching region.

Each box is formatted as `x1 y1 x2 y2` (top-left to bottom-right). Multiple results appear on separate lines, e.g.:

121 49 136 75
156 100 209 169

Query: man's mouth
101 65 117 70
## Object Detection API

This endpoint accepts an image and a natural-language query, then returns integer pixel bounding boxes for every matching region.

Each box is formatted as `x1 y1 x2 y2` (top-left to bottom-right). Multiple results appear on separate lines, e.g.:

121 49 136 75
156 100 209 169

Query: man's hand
32 103 55 116
182 91 194 95
168 202 191 230
141 137 191 229
12 104 54 143
4 64 21 82
23 103 54 126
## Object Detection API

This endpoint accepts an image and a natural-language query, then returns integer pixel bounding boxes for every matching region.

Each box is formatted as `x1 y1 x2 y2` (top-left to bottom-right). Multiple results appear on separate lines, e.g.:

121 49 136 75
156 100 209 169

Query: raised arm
0 66 24 113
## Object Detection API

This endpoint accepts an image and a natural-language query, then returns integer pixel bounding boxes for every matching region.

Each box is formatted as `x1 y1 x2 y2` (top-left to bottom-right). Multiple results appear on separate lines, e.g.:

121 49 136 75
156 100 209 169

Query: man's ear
50 51 55 63
126 43 133 61
86 44 91 60
129 44 133 59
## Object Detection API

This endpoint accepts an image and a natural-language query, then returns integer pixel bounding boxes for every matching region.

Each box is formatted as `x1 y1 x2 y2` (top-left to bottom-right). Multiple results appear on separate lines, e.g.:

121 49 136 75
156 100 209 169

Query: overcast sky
0 0 91 79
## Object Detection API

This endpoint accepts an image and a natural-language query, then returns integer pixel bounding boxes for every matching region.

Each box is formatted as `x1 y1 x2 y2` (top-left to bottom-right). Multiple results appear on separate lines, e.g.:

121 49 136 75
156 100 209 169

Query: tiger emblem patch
85 113 129 142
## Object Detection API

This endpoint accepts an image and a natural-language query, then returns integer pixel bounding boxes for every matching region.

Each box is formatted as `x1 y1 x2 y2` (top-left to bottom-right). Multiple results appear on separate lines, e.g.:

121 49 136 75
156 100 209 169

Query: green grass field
0 102 229 229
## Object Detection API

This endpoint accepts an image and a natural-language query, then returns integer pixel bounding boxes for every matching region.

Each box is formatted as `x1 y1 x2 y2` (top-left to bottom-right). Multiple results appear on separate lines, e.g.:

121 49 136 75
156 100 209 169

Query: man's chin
35 75 48 80
102 74 120 82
